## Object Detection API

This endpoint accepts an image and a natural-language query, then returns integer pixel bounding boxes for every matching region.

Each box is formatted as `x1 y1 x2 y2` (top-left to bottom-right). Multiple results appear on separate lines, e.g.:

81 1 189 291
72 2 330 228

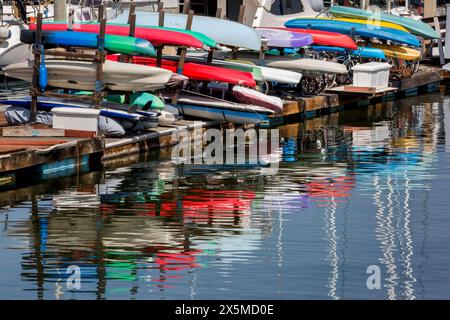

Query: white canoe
111 10 262 51
239 53 348 74
4 59 173 91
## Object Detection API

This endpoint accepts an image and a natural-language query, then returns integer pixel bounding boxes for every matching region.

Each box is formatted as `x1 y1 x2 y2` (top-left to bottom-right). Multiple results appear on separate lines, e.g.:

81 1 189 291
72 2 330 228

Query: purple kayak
255 28 313 48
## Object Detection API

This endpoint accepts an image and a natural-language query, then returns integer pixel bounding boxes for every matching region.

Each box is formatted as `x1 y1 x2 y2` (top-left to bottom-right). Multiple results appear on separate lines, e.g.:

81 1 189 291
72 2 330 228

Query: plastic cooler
351 62 392 89
52 107 100 134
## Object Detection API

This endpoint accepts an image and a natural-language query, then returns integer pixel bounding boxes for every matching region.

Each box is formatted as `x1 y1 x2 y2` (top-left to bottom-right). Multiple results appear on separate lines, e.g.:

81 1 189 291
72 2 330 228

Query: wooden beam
182 0 190 14
433 16 445 65
31 12 43 123
424 0 437 19
156 9 165 68
238 5 246 24
95 18 106 107
215 7 222 18
177 10 193 74
127 4 136 24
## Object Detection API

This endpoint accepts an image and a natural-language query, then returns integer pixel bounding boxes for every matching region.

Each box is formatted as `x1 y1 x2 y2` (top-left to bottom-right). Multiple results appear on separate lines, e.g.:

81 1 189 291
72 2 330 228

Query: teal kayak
329 5 440 39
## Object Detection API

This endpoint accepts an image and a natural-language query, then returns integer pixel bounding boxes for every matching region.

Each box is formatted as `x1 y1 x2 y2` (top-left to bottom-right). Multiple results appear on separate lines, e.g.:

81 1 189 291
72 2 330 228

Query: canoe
171 92 274 124
312 45 386 60
0 96 161 125
106 54 256 87
21 30 156 57
238 53 348 74
185 54 302 84
282 27 357 50
4 59 173 91
329 5 440 39
232 86 283 114
111 10 262 50
333 18 409 33
255 28 313 48
369 43 421 61
285 18 421 47
30 22 211 50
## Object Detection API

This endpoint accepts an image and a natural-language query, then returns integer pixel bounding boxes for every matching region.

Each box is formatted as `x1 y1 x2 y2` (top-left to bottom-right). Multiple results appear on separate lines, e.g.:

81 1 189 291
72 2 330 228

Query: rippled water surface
1 92 450 300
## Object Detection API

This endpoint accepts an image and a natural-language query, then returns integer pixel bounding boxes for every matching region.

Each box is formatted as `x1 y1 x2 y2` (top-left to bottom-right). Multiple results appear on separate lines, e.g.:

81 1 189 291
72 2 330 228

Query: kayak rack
29 5 109 121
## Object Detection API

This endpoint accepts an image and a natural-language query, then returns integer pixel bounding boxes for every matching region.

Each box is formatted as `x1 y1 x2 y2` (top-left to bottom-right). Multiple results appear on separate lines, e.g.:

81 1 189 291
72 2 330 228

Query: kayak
369 43 421 61
170 92 274 124
111 10 262 51
106 54 256 87
232 86 283 114
21 30 156 57
238 53 348 74
5 59 173 91
0 96 160 124
333 18 409 33
30 22 212 50
312 45 386 60
285 18 421 47
280 27 358 50
329 5 440 39
255 28 313 48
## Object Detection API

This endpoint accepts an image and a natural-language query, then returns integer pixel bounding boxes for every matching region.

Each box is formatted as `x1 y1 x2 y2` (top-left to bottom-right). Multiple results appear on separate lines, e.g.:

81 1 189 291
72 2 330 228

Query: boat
237 53 348 75
329 5 440 39
369 44 421 61
0 2 32 69
21 30 156 57
106 54 256 87
255 28 313 48
232 86 283 114
110 10 262 50
30 22 213 50
311 46 387 60
4 59 173 92
333 18 409 33
278 27 358 50
0 96 160 128
169 92 274 124
285 18 421 47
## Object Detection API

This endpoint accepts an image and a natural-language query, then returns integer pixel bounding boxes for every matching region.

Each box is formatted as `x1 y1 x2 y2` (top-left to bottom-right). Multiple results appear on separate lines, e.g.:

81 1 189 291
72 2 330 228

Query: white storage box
352 62 392 89
52 107 100 134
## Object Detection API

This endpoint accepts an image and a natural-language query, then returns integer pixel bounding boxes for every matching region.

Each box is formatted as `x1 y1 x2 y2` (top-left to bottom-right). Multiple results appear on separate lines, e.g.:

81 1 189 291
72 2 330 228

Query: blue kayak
20 30 156 57
312 45 386 60
285 18 421 47
0 97 160 121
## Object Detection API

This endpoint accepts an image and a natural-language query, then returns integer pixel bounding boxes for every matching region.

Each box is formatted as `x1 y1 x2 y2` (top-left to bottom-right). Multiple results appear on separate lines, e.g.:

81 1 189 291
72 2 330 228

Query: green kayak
329 6 440 39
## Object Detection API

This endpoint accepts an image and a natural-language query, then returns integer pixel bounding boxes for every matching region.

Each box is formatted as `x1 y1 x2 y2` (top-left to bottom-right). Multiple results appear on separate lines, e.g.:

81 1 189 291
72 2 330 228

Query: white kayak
4 59 173 91
112 10 262 51
239 53 348 74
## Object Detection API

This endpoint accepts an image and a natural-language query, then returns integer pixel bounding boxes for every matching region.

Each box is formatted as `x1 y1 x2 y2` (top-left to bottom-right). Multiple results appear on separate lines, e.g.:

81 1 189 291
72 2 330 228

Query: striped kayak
333 17 409 33
369 43 421 61
30 22 214 50
21 30 156 56
329 5 440 39
106 54 256 87
285 18 421 47
312 46 386 60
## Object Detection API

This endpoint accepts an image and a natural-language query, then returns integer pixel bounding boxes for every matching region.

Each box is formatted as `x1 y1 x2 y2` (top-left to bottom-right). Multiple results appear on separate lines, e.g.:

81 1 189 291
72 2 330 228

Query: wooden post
127 4 136 24
129 13 136 37
31 12 43 123
386 0 392 13
97 3 104 22
95 18 106 107
182 0 190 14
156 9 165 68
433 16 445 65
215 8 222 18
54 0 67 22
177 10 193 74
424 0 437 19
238 5 246 24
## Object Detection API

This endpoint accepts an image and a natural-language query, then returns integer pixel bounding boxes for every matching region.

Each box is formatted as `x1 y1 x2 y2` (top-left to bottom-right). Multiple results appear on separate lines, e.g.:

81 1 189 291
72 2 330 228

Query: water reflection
0 93 449 299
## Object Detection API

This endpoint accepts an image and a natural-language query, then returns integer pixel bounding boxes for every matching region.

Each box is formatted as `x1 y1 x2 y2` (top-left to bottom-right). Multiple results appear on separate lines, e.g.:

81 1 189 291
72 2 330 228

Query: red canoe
267 27 357 50
29 23 207 50
107 54 256 87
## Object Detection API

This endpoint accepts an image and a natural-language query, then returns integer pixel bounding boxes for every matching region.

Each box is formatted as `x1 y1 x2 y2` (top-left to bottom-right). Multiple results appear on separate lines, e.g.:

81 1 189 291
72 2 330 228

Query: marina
0 0 449 302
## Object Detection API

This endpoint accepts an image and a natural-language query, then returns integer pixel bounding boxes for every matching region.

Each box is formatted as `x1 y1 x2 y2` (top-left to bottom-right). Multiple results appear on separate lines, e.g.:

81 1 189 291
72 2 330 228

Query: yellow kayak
369 44 421 61
330 17 410 33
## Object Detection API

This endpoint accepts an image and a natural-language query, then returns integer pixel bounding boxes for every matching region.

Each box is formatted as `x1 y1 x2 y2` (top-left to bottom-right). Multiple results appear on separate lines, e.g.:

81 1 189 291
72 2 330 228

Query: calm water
1 92 450 300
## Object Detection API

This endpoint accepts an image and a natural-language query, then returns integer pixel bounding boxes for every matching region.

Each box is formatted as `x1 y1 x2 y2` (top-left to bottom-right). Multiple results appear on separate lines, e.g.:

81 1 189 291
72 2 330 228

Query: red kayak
107 54 256 87
267 27 357 50
29 23 207 50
